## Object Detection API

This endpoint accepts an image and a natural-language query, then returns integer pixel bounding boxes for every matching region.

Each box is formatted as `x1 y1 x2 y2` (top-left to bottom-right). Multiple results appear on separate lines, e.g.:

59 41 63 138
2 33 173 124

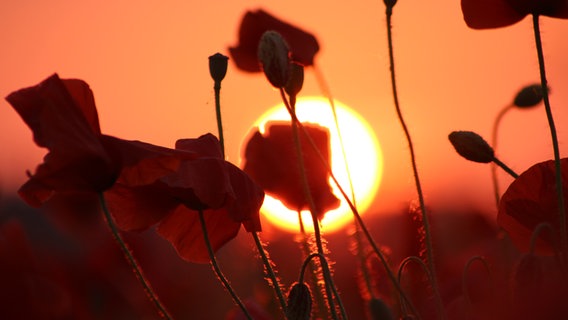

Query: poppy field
1 1 568 319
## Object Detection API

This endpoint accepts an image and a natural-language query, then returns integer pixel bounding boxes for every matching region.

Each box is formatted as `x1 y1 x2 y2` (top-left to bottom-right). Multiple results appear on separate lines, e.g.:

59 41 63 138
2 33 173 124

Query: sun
243 97 383 233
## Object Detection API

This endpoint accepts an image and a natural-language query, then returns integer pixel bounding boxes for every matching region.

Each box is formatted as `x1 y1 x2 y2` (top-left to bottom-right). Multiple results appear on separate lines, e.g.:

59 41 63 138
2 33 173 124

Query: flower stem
532 14 567 256
492 157 518 179
397 255 432 318
461 256 494 318
280 88 346 319
213 81 225 159
491 104 514 207
251 232 288 315
197 209 252 320
282 103 419 317
98 192 173 320
385 8 444 319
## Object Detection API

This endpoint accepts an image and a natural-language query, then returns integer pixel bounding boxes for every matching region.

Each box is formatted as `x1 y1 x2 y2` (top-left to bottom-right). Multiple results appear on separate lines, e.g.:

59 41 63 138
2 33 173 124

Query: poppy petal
461 0 526 29
175 133 223 158
157 206 241 264
225 163 264 232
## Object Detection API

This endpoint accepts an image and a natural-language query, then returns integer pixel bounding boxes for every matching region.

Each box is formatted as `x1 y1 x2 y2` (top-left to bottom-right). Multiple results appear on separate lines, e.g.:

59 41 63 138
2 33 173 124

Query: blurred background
1 0 567 318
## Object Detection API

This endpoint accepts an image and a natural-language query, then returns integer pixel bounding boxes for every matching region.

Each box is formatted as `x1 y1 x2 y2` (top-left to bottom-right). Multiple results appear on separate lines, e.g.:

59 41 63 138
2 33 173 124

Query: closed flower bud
514 84 545 108
449 131 494 163
286 282 312 320
258 31 290 88
209 53 229 83
285 62 304 98
368 298 394 320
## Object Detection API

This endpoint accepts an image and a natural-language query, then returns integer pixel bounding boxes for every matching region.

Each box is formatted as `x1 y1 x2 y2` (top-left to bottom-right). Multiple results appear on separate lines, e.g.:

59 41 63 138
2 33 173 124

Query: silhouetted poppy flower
104 133 264 263
242 122 340 219
229 9 319 72
498 158 568 254
461 0 568 29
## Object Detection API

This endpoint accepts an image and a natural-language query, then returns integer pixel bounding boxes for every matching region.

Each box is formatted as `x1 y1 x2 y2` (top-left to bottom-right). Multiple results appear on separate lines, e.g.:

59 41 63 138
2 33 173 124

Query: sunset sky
2 0 568 222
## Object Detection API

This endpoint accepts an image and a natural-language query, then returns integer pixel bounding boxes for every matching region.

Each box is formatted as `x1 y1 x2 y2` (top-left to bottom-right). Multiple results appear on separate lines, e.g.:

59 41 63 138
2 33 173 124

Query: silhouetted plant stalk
312 63 376 300
209 52 288 316
491 104 514 207
283 107 419 317
197 209 252 320
98 193 173 320
397 255 433 318
383 2 444 318
531 14 567 257
462 256 494 317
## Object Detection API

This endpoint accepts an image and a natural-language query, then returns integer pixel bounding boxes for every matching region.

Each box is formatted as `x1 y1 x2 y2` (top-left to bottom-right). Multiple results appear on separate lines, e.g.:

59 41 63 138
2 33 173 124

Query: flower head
461 0 568 29
229 9 319 72
498 158 568 254
242 122 340 219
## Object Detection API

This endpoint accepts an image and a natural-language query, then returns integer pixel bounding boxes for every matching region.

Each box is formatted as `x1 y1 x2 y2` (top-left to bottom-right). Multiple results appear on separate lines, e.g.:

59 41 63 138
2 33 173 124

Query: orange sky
1 0 568 219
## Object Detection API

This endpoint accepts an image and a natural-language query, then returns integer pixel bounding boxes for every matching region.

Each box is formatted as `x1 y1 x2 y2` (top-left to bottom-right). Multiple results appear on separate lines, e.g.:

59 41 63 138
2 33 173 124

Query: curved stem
491 105 514 207
461 256 494 319
397 255 432 319
198 210 252 320
532 14 567 257
98 192 173 320
385 8 444 319
282 104 419 317
213 81 225 159
280 88 346 320
251 232 288 315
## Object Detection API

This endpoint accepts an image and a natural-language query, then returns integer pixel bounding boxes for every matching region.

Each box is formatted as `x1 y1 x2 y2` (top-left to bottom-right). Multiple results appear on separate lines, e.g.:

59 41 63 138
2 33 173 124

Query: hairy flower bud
449 131 494 163
258 31 290 88
285 62 304 99
514 84 545 108
368 298 394 320
209 53 229 83
286 282 312 320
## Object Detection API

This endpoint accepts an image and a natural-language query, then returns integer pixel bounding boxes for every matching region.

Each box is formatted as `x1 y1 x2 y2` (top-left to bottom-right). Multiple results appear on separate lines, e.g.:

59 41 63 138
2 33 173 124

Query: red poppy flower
498 158 568 254
6 74 119 206
103 133 264 263
461 0 568 29
242 121 340 220
229 9 319 72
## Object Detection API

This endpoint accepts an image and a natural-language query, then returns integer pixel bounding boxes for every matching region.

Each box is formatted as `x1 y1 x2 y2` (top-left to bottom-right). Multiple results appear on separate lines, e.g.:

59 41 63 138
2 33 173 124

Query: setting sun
241 97 383 233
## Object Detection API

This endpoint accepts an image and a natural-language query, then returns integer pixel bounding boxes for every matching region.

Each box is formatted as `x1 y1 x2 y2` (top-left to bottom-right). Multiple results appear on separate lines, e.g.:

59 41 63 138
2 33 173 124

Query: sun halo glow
243 97 382 233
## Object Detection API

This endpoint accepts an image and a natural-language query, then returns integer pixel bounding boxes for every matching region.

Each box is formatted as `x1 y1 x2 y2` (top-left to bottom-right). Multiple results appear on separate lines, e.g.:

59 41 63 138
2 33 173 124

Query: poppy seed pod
209 53 229 83
449 131 495 163
368 298 394 320
286 282 312 320
258 31 290 88
285 62 304 99
514 84 545 108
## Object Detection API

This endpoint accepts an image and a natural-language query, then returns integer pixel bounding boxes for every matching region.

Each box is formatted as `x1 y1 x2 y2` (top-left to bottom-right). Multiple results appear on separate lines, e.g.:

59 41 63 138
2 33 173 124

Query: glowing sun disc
244 97 383 233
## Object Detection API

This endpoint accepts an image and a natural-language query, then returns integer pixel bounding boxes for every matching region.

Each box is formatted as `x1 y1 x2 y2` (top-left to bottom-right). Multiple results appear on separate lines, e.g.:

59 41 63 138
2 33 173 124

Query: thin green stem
491 104 514 208
98 192 173 320
251 232 288 316
282 103 419 317
281 88 346 320
197 210 252 320
492 157 519 179
214 81 225 159
385 8 444 319
532 14 567 257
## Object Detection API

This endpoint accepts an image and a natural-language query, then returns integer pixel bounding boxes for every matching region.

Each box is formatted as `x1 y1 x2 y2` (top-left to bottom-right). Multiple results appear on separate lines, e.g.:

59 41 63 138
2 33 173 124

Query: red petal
225 163 264 232
156 206 241 264
229 9 319 72
242 122 339 219
498 159 568 254
175 133 223 158
461 0 525 29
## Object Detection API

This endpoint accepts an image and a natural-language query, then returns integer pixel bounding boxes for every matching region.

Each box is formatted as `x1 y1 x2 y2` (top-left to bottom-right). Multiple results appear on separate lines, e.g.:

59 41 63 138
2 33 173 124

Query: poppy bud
286 282 312 320
513 84 545 108
368 298 394 320
384 0 398 9
209 53 229 83
285 62 304 99
448 131 494 163
258 31 290 88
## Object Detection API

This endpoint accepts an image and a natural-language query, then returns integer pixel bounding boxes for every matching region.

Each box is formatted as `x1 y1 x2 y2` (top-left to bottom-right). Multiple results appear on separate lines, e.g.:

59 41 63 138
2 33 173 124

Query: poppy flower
7 74 264 263
461 0 568 29
229 9 319 72
103 134 264 263
242 121 340 220
498 158 568 254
